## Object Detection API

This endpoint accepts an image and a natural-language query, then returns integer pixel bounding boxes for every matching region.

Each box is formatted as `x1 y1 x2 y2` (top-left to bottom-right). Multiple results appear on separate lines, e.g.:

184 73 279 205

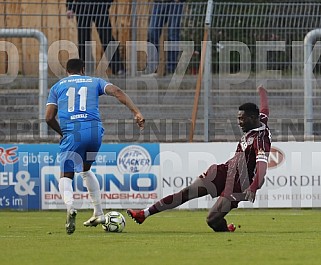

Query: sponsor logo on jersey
247 137 254 145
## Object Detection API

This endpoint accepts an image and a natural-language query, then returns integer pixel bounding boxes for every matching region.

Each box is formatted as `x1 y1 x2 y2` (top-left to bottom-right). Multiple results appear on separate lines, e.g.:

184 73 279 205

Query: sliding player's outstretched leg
127 180 211 224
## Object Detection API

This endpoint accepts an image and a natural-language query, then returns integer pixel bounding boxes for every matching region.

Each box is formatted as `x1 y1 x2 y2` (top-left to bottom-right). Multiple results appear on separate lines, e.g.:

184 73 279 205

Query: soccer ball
102 211 126 232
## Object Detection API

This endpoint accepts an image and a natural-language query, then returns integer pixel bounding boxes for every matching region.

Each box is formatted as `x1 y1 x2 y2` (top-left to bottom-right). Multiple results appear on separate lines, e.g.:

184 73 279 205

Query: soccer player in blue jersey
45 58 145 235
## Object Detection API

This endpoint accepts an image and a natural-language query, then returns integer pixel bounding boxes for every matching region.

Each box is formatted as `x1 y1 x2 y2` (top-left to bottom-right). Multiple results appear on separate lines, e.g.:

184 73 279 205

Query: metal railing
1 1 321 142
0 28 48 138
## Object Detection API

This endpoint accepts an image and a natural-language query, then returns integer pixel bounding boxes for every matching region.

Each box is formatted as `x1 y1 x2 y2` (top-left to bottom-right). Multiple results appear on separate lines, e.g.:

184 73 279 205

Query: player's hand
244 188 256 203
257 84 266 94
66 10 74 19
134 113 145 132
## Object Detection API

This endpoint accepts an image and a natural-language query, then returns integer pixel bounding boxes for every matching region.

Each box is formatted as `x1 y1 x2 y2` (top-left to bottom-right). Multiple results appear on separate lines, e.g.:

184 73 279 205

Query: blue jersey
47 74 110 134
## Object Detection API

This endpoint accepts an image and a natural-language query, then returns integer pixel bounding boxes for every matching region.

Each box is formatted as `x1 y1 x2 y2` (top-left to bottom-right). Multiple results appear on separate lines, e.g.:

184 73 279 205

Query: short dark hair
66 58 84 74
239 102 259 117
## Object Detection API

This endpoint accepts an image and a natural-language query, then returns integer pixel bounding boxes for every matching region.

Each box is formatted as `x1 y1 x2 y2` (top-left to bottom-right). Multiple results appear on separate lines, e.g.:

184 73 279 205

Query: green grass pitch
0 209 320 265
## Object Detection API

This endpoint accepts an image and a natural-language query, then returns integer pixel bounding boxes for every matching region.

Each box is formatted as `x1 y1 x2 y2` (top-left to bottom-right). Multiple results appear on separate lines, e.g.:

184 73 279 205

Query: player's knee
206 212 227 232
206 213 219 229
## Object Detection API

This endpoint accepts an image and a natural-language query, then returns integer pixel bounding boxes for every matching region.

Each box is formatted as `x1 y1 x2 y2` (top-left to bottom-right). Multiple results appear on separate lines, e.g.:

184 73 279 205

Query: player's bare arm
105 84 145 130
244 159 268 202
45 104 63 137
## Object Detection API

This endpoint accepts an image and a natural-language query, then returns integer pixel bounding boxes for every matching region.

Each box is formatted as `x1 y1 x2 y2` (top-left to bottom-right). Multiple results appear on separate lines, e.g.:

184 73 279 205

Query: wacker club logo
117 145 152 173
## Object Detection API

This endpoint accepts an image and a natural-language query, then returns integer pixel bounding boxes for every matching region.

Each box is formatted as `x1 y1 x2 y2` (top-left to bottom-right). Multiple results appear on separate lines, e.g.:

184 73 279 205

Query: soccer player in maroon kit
127 85 271 232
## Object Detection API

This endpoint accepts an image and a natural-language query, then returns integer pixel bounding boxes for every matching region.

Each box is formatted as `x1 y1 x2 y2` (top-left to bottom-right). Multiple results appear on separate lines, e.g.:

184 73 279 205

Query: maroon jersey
224 112 271 194
198 88 271 203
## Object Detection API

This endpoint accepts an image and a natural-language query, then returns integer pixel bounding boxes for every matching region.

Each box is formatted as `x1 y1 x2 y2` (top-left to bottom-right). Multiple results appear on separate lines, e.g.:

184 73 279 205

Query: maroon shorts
191 164 244 206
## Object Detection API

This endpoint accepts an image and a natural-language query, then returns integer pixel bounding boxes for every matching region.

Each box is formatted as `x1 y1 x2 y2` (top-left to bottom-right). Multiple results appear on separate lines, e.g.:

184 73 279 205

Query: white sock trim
143 209 150 217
